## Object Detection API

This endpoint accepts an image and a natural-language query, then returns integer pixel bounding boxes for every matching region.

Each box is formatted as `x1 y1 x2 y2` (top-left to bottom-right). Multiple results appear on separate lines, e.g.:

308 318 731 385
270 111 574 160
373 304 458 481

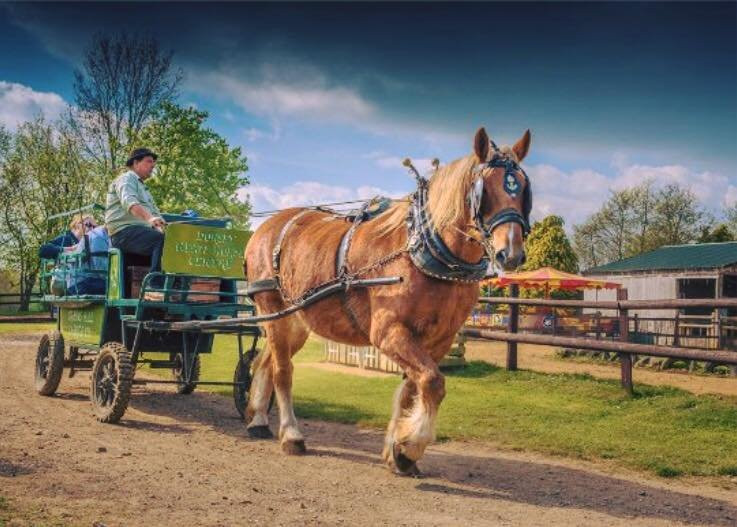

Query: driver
105 147 166 299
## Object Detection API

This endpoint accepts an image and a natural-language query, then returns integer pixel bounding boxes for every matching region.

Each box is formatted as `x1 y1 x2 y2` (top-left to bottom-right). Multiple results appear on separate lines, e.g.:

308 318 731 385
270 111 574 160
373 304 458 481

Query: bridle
468 145 532 239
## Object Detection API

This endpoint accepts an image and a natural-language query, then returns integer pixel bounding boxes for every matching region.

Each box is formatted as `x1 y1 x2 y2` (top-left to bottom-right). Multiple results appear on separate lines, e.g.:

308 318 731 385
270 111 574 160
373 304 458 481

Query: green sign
162 224 250 279
60 305 105 346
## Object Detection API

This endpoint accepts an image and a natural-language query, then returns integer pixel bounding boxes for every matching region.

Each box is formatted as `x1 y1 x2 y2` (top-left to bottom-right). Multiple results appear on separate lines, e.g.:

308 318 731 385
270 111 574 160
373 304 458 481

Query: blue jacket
39 231 78 259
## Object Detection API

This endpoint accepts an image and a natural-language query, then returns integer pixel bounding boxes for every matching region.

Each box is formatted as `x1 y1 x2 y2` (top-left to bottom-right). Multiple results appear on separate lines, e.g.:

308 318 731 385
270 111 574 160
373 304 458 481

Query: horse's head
469 127 532 271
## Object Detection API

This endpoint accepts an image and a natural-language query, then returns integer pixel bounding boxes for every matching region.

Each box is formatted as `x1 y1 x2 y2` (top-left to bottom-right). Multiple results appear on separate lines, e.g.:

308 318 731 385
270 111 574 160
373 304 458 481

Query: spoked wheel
233 350 274 419
171 352 200 395
90 342 134 423
35 331 65 396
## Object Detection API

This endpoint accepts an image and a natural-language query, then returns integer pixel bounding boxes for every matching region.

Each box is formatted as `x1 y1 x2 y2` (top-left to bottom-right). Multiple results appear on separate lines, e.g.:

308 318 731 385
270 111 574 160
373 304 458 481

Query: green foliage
698 223 734 243
136 102 250 228
0 118 94 308
726 203 737 236
523 215 578 272
574 181 710 269
521 215 578 298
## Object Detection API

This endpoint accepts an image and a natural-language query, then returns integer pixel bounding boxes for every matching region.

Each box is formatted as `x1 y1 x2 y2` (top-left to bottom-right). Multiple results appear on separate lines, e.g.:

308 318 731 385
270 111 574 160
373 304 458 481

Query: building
583 242 737 350
583 242 737 317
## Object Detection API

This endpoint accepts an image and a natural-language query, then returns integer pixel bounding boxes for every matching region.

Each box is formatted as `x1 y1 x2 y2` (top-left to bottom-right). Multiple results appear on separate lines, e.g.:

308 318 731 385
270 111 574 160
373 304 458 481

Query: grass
0 496 9 527
0 322 54 334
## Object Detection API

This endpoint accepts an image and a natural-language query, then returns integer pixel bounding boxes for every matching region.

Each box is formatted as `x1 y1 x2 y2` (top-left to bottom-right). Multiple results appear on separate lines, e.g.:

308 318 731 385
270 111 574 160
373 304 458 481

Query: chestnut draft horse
244 127 532 475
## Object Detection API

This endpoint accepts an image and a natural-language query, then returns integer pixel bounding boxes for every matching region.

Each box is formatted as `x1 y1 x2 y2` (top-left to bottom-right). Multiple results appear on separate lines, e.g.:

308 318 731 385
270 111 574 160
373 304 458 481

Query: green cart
35 207 262 423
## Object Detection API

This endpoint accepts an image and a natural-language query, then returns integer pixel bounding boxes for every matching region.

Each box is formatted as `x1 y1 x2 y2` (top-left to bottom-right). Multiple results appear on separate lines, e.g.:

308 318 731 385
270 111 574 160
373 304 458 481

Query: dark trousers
111 226 165 286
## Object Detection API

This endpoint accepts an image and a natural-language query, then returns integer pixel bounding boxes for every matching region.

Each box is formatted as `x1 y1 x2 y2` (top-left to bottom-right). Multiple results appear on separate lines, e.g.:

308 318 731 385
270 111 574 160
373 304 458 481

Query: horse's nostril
519 252 527 266
495 250 507 265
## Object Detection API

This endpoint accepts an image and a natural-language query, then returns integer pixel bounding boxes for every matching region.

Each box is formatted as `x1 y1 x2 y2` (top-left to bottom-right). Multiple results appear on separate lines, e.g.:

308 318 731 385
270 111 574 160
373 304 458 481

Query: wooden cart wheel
35 331 65 396
90 341 134 423
171 352 200 395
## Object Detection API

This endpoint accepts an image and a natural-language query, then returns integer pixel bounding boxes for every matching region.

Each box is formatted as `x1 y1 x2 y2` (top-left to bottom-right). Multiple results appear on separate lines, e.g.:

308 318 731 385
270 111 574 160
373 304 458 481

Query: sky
0 2 735 228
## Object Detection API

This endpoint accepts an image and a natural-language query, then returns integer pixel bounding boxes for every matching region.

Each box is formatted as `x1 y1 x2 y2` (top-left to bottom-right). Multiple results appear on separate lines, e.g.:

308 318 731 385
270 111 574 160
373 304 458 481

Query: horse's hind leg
246 344 275 439
266 315 310 454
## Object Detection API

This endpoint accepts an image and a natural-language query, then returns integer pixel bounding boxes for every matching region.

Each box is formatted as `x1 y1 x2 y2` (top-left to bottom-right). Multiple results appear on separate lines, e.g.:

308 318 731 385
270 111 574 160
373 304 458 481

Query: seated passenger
63 217 110 296
38 216 86 259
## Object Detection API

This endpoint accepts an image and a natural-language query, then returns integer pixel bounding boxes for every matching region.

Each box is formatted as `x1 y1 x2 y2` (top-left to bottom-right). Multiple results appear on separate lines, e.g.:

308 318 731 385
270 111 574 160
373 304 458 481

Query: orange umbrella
483 266 620 291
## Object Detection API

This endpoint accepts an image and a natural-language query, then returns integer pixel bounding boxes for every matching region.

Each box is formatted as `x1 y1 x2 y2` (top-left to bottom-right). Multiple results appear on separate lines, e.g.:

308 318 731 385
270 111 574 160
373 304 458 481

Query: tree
649 184 707 246
573 188 639 269
135 102 250 227
69 33 182 183
0 118 92 309
574 181 709 269
523 215 578 272
698 224 734 243
725 203 737 237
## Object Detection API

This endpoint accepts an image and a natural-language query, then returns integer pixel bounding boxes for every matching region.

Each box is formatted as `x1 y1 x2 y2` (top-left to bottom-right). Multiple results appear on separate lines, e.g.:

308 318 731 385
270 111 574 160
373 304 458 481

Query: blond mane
375 145 518 237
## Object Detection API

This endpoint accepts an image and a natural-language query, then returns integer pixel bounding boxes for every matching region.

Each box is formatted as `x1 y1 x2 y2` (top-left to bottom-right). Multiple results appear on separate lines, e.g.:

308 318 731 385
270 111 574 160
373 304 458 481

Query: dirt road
2 333 736 526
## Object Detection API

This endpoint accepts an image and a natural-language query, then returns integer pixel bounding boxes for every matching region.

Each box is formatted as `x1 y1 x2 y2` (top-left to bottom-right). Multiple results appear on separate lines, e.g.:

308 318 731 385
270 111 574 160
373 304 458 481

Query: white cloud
241 122 281 142
0 81 67 130
238 181 404 228
526 160 733 228
525 164 610 226
611 163 729 207
196 70 374 125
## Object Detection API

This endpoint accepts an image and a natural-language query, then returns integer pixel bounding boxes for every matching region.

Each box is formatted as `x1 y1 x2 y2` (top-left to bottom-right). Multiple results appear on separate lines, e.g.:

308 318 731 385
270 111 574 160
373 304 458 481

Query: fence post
618 288 633 396
673 312 680 347
507 284 519 371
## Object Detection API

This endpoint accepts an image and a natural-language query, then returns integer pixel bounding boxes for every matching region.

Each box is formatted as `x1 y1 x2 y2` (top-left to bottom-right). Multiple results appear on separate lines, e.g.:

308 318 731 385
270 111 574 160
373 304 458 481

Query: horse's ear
473 127 490 162
513 129 531 162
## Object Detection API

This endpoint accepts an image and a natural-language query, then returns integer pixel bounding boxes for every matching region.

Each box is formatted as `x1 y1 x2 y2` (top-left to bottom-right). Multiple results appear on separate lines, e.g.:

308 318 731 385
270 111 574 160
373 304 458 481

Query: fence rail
466 290 737 395
0 292 45 306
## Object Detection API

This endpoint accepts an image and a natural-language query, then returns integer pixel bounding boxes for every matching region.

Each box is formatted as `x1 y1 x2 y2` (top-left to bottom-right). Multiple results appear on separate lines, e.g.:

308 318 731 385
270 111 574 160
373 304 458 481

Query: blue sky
1 2 735 227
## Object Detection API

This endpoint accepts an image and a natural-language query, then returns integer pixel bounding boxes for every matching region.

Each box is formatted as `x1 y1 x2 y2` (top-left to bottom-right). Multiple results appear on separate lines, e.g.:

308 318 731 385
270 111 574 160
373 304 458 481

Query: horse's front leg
376 323 447 475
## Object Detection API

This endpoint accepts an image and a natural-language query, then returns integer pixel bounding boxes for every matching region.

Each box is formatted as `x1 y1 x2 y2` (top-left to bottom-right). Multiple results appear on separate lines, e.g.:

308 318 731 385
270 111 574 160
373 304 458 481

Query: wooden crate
188 278 221 303
127 266 150 298
127 266 220 302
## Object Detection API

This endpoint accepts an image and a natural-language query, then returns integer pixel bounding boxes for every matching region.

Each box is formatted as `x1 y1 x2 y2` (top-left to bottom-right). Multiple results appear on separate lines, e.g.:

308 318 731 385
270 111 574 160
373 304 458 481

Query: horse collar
406 183 489 283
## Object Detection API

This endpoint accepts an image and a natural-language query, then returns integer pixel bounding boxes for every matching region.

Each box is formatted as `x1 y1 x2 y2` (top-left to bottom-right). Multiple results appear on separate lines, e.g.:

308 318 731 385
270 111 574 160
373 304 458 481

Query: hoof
247 425 274 439
281 439 307 455
392 443 422 477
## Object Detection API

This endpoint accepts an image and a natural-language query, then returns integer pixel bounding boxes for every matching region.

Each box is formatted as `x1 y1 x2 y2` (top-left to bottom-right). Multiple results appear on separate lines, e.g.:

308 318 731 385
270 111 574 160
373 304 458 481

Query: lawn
184 334 737 479
0 322 54 334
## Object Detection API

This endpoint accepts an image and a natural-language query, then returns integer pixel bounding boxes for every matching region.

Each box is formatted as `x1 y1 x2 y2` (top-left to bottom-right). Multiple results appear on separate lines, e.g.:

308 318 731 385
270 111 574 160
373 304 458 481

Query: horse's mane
374 145 519 237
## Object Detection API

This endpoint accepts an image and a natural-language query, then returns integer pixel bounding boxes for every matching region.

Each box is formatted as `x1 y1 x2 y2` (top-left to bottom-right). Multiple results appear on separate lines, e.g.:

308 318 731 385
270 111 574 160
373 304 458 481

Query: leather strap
272 209 311 275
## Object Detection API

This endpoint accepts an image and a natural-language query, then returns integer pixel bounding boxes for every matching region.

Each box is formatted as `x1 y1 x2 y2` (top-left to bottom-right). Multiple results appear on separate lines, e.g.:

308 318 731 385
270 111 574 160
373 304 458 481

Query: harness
469 149 532 237
247 145 532 299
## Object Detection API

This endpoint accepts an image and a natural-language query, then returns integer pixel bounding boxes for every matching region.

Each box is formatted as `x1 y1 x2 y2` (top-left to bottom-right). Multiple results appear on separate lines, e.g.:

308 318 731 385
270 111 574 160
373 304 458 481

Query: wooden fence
461 288 737 395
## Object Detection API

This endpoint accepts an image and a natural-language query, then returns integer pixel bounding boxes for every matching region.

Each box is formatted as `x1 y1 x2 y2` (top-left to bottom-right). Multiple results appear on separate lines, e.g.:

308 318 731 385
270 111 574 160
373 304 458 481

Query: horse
244 127 532 475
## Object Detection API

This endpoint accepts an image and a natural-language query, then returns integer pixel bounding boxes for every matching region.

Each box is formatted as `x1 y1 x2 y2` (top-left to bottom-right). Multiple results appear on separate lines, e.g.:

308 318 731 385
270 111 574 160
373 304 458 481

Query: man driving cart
105 147 166 301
